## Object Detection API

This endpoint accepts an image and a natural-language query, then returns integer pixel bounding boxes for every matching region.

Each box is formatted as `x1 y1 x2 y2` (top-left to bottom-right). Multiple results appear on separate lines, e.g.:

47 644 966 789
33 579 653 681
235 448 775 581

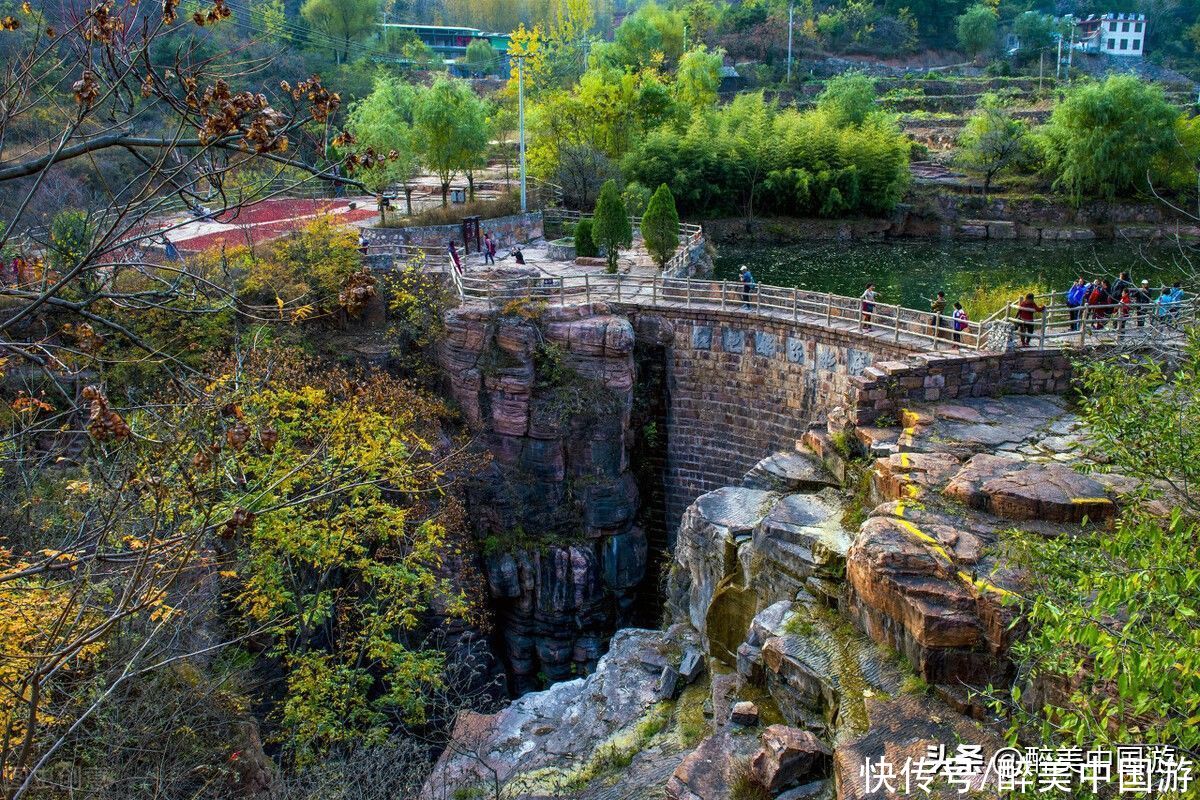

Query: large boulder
845 507 1021 686
421 628 690 799
666 487 780 641
753 493 853 602
944 454 1116 524
665 728 761 800
743 450 840 493
749 726 832 794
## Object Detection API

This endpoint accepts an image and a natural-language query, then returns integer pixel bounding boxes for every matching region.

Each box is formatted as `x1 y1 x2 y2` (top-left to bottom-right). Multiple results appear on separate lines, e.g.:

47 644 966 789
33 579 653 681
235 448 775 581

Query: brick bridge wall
617 306 1084 536
848 350 1077 427
621 307 917 534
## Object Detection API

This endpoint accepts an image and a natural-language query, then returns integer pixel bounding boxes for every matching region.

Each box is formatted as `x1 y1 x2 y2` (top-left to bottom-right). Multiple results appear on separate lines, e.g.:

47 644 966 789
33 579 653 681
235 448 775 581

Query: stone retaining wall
621 307 916 533
848 350 1077 427
364 211 544 251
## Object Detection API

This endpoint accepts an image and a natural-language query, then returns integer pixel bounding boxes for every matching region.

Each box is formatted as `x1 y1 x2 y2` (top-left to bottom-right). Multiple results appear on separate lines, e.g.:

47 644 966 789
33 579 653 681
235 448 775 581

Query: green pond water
713 240 1190 311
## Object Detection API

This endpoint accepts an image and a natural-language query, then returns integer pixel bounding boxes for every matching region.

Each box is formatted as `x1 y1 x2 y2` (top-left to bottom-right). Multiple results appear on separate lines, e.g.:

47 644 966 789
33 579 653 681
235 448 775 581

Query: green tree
1003 336 1200 755
956 4 997 60
641 183 680 270
462 38 496 76
674 46 722 112
957 93 1029 199
300 0 378 64
1012 10 1054 52
1040 75 1183 203
414 78 490 206
816 70 876 127
592 179 632 274
593 2 685 70
343 73 421 217
48 209 91 275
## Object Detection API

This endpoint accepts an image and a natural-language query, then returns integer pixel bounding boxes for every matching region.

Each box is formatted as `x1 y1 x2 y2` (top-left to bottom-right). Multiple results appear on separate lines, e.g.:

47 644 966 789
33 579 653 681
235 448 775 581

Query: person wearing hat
739 266 756 308
1133 279 1152 327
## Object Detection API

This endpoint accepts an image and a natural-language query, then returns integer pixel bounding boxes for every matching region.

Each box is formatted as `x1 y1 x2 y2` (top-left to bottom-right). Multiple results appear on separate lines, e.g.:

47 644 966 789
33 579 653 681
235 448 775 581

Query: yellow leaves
0 569 106 744
1 15 20 30
65 479 91 495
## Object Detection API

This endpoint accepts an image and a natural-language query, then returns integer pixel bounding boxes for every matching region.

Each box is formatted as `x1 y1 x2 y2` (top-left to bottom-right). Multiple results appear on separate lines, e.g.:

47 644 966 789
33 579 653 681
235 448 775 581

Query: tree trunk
467 173 475 202
404 185 413 216
441 182 449 207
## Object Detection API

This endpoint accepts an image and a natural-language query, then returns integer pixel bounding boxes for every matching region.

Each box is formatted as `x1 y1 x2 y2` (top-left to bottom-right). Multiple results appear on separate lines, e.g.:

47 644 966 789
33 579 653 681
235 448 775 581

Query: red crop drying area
173 199 375 253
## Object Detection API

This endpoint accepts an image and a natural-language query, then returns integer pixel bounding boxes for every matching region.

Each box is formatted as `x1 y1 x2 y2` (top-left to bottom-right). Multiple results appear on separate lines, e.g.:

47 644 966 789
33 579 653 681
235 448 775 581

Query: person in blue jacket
1065 277 1088 331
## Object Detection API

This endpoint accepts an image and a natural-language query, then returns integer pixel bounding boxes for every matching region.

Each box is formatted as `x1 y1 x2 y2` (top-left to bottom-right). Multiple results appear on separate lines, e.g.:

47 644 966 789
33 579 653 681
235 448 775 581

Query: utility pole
517 54 527 213
786 3 794 84
1067 23 1074 79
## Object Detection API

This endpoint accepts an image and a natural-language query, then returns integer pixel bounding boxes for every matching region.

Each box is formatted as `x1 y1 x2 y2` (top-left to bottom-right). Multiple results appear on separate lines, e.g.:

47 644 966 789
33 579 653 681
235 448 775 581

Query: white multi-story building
1075 13 1147 57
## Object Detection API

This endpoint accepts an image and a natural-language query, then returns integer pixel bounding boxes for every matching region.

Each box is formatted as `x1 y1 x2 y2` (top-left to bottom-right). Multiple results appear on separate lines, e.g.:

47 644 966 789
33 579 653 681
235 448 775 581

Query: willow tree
300 0 378 63
414 78 490 206
343 74 421 218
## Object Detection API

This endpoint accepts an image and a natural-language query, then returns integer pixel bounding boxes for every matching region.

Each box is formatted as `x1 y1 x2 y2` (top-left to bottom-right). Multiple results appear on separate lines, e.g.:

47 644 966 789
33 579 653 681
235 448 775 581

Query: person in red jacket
1016 293 1045 348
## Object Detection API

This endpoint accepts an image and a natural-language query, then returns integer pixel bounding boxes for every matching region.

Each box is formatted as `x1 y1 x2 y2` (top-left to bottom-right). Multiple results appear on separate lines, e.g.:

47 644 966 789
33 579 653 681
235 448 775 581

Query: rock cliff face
427 333 1142 799
439 302 648 692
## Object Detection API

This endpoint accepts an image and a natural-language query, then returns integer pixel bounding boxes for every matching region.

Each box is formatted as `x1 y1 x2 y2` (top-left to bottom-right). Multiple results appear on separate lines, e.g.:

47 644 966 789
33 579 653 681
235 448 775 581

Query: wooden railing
459 273 987 352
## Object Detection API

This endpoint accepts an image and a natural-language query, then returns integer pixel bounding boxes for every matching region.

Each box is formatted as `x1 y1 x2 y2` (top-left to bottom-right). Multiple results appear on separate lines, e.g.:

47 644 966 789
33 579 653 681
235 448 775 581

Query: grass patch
562 701 674 792
730 759 772 800
675 681 710 747
840 460 874 531
831 430 855 458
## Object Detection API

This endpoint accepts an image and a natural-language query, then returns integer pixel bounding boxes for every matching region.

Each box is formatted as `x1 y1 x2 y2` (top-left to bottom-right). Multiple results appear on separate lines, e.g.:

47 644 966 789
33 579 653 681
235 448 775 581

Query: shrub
592 179 632 274
573 218 598 257
641 183 681 270
235 214 362 308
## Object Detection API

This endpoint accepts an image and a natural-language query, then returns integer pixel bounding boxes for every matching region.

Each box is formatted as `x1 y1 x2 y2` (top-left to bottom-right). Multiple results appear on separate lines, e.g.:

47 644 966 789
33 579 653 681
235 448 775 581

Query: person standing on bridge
952 302 969 344
929 292 947 339
1134 280 1152 327
1066 277 1088 331
1016 293 1045 347
860 283 877 330
740 266 756 309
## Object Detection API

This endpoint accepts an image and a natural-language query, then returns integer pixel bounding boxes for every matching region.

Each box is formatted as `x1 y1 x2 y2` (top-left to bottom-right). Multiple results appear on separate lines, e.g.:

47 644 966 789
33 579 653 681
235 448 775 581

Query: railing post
792 287 798 322
616 274 622 303
1039 308 1048 349
721 282 726 310
653 277 658 306
585 274 591 310
686 278 691 308
894 306 901 343
825 292 833 326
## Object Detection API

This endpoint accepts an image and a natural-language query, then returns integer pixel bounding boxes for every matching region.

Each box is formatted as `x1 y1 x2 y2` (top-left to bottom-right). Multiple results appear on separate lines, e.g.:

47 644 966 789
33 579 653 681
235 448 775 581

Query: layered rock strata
440 302 647 690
